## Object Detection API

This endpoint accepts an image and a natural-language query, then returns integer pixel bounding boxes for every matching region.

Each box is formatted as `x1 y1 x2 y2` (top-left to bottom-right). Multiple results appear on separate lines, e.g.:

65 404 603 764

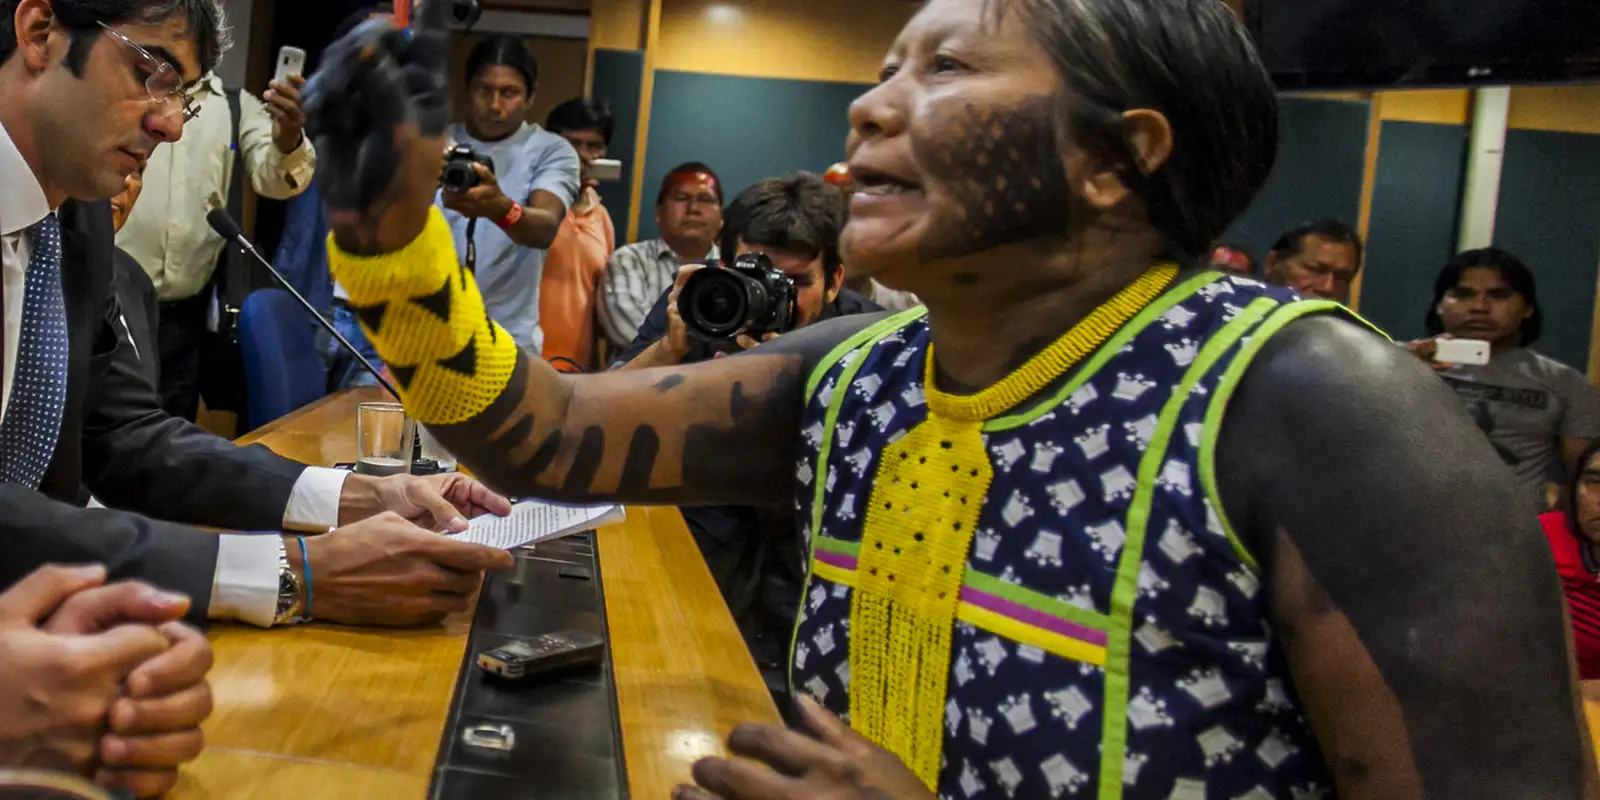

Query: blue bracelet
296 535 313 621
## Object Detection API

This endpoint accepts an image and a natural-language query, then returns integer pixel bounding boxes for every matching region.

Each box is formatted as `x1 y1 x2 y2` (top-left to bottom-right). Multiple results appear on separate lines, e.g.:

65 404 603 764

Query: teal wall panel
1220 97 1370 264
1359 121 1469 341
637 70 865 242
1493 129 1600 371
591 48 646 235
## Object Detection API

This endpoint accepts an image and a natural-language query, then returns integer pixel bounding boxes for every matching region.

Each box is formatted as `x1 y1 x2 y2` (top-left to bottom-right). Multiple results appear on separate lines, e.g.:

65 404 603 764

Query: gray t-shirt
437 122 580 353
1439 347 1600 510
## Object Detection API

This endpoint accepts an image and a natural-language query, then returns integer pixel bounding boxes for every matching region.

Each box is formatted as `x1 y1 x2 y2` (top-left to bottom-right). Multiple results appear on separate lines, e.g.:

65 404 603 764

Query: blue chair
238 289 327 431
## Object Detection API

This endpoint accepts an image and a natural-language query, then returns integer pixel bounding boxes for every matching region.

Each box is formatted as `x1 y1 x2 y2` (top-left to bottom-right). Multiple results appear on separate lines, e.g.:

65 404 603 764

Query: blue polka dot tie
0 214 68 489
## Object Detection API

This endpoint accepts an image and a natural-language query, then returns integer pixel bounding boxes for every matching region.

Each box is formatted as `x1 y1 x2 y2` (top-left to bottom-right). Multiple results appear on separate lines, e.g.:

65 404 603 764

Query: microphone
206 208 401 400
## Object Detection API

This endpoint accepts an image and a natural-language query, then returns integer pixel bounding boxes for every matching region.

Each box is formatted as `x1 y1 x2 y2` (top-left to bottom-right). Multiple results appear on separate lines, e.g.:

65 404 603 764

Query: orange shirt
540 188 615 372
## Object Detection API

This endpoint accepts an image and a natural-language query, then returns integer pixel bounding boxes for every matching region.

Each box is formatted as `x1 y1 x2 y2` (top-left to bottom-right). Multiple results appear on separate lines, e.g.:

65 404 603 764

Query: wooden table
172 388 779 798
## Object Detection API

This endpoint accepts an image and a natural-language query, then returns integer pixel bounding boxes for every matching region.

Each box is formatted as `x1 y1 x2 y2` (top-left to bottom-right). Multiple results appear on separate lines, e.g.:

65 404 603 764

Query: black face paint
915 94 1079 262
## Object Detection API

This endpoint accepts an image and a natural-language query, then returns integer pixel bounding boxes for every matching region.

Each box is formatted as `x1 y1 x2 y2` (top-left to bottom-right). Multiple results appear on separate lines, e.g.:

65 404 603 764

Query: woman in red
1541 441 1600 679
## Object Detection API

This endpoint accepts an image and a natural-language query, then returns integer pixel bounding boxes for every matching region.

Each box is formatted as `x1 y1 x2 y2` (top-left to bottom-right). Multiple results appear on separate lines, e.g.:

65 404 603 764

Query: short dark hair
1005 0 1278 257
656 161 723 207
465 34 537 94
719 172 848 291
1425 247 1545 346
1270 219 1365 268
0 0 230 77
546 97 614 145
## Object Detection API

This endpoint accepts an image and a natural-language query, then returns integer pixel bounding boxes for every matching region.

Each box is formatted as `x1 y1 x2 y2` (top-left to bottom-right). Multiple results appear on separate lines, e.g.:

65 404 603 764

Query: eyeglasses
96 22 200 121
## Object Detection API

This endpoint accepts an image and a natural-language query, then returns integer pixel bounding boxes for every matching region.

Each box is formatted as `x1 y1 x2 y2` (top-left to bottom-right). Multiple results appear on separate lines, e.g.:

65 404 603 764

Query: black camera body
440 144 495 192
678 253 798 341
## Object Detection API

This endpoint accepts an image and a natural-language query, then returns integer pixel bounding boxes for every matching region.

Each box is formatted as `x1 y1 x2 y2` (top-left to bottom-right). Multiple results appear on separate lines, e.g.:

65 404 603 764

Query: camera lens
680 269 754 340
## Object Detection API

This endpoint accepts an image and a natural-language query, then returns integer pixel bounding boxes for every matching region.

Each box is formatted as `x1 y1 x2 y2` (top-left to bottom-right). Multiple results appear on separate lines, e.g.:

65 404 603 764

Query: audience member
110 168 159 384
1208 242 1255 276
437 35 580 353
598 162 723 347
614 173 882 369
1408 248 1600 511
114 27 315 421
611 174 881 667
1540 440 1600 679
321 0 1588 793
1264 218 1363 299
0 0 513 640
0 565 211 798
541 98 616 372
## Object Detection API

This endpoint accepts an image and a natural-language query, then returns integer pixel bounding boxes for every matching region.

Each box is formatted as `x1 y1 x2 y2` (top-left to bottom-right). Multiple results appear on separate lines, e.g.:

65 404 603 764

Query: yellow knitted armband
326 207 518 425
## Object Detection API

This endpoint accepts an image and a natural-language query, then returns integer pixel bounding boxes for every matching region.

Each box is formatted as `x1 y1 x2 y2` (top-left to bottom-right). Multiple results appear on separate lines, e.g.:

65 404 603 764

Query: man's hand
676 696 932 800
293 512 515 627
40 582 212 798
338 472 513 532
441 163 514 221
661 265 703 363
265 75 308 154
0 566 171 778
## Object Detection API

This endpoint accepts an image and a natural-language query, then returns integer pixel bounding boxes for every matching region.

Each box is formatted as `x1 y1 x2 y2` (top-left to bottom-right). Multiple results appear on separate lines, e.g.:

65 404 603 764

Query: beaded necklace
847 264 1179 787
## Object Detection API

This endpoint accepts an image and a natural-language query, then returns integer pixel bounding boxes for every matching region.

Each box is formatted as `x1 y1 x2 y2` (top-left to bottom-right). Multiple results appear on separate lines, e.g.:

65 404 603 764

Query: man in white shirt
597 162 723 349
115 59 315 421
0 2 514 793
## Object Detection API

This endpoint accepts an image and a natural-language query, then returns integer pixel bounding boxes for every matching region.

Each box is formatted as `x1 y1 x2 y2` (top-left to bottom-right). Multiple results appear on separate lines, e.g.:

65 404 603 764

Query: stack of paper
450 500 626 550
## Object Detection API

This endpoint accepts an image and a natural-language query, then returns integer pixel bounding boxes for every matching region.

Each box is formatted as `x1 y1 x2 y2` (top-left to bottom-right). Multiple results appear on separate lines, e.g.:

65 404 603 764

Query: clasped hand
0 565 213 798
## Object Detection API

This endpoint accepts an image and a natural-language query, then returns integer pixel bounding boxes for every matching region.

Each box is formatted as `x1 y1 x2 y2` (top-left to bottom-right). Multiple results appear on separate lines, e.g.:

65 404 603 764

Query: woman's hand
302 8 453 255
674 696 933 800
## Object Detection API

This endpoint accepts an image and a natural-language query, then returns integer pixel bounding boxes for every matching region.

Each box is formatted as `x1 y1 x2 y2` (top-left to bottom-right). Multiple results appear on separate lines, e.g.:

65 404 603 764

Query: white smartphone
592 158 623 183
274 46 307 83
1434 338 1491 366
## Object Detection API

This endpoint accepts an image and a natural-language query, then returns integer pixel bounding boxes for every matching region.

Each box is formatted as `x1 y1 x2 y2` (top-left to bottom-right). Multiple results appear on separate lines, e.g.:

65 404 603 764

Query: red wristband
496 202 524 229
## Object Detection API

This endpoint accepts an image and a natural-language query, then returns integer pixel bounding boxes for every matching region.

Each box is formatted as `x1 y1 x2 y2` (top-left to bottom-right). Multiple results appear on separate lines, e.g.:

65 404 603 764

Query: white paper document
450 500 626 550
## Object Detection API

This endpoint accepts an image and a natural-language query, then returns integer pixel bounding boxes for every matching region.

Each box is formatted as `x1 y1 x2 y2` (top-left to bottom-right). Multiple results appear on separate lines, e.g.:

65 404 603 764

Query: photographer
611 174 880 669
437 35 580 353
613 173 881 371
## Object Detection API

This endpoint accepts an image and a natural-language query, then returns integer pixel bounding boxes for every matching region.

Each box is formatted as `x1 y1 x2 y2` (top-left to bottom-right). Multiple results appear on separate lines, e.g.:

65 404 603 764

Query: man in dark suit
0 2 515 795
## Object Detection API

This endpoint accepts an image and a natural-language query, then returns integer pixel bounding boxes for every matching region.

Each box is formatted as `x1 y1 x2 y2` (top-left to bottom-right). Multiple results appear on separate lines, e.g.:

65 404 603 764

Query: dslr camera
440 144 495 192
678 253 798 341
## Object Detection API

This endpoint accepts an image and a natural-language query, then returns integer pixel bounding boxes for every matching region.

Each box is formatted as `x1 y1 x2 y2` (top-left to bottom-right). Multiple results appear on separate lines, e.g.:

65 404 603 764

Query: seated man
613 173 882 666
1263 218 1363 300
598 162 724 349
0 1 513 630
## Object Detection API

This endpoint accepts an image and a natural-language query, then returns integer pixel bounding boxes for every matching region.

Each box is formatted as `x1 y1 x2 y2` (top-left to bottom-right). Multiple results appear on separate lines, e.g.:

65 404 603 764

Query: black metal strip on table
429 532 629 799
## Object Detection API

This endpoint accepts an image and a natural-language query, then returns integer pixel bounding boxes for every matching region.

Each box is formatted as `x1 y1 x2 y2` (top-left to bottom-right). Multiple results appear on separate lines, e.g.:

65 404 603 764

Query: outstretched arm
301 10 867 505
1217 314 1597 799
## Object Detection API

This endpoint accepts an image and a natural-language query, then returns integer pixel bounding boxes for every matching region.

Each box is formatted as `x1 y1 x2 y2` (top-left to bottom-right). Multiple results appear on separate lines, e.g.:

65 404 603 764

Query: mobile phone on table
1434 338 1491 366
274 46 307 83
477 631 604 681
592 158 623 182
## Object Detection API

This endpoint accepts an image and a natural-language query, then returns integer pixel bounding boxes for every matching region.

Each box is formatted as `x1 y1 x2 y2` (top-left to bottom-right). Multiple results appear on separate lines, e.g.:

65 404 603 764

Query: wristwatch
273 539 308 626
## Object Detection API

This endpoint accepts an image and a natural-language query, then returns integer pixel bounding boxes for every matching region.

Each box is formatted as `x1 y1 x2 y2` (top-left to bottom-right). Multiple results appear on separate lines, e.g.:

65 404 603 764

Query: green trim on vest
803 306 929 402
1197 301 1390 573
1095 295 1280 799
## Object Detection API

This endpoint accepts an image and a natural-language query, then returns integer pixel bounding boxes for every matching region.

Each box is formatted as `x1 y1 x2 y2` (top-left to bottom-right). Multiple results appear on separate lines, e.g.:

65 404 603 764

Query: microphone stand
206 210 443 473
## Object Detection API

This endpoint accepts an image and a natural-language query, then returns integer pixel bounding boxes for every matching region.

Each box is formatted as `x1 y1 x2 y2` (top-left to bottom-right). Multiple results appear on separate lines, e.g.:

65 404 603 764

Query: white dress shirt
116 74 317 302
0 120 344 627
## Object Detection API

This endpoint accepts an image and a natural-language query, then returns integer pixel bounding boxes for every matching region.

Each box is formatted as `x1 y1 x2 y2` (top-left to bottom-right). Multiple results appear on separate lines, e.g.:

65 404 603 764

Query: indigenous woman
306 0 1590 797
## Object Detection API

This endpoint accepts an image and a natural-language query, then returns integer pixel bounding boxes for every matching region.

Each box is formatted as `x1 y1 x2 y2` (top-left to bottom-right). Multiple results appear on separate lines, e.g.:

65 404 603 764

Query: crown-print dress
789 270 1353 799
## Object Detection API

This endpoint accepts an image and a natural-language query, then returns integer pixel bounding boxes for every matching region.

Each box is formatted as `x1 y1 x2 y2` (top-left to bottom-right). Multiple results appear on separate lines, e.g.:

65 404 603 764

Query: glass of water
356 402 414 476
